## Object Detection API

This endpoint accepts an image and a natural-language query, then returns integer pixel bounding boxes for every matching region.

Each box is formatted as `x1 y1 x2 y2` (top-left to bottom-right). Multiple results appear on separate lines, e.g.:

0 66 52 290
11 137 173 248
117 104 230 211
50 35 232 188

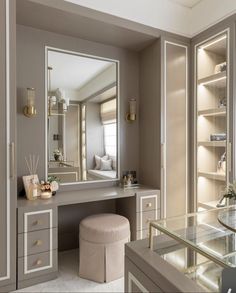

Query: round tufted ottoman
79 213 130 283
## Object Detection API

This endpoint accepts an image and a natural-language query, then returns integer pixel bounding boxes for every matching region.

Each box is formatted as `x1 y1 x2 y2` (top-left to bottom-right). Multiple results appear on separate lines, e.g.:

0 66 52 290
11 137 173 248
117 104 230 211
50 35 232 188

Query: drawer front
137 209 160 231
137 194 160 213
25 210 52 232
125 257 162 292
18 228 58 257
18 206 57 233
18 250 58 281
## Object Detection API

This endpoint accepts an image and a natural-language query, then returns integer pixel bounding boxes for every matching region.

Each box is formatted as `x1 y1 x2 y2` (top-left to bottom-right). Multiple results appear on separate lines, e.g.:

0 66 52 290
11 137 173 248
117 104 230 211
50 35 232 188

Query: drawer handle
146 203 152 208
35 240 43 246
36 259 42 266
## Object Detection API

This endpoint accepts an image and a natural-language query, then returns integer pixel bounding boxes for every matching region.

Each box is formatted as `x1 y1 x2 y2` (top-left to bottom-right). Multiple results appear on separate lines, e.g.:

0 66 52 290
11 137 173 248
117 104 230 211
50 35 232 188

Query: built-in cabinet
0 0 16 291
194 29 230 211
162 39 189 218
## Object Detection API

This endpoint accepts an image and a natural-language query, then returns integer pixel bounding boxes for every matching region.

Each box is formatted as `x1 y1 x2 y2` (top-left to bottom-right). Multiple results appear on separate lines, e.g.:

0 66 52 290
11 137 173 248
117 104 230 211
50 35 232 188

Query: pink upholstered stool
79 213 130 283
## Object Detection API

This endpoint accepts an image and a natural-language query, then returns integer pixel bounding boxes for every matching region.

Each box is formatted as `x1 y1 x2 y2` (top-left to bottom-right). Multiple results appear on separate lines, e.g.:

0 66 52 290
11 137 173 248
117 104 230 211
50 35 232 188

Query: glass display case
195 30 230 211
149 206 236 292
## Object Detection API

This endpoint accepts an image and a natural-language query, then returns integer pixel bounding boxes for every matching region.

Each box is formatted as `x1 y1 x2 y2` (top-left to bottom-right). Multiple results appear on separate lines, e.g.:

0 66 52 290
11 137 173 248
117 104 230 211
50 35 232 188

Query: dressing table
16 20 161 290
17 186 160 288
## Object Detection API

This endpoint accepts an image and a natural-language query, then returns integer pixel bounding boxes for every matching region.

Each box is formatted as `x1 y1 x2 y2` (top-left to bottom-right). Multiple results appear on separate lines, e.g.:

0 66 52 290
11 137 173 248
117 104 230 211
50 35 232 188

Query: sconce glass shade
27 87 35 106
126 98 136 122
23 88 37 117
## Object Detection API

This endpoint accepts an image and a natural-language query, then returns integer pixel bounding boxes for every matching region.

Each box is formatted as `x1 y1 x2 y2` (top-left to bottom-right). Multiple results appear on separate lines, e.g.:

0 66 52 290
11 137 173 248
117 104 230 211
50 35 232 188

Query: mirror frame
45 46 120 186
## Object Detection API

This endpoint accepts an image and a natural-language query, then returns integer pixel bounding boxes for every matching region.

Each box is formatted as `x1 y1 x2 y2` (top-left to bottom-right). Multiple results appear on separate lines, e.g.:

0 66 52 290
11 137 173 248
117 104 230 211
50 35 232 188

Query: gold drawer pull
35 240 43 246
36 259 42 266
34 220 42 226
146 203 152 208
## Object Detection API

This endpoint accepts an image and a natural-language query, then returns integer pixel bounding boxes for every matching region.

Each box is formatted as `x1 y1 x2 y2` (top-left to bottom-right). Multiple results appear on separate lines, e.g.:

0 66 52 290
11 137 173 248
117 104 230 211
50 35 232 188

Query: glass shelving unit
195 31 229 211
149 206 236 292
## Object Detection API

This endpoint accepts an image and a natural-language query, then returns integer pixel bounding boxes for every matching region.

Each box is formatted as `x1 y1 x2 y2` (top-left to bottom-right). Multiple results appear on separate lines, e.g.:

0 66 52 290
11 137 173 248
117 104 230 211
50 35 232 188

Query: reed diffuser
23 155 40 200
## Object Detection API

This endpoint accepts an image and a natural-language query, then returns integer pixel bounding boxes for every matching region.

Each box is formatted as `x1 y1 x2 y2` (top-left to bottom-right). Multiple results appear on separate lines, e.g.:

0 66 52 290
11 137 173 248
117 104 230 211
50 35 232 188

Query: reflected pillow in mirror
95 155 109 170
100 159 112 171
109 155 116 170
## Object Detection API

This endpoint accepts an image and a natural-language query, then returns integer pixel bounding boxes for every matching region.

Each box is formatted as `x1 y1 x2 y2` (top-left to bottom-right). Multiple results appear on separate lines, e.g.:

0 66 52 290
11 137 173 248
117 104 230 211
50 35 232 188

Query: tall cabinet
0 0 16 291
194 29 230 211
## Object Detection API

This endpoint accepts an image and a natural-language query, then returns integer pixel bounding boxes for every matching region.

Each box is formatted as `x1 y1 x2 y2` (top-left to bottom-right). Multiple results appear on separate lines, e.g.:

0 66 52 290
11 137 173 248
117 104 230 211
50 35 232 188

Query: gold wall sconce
126 99 136 122
23 87 37 118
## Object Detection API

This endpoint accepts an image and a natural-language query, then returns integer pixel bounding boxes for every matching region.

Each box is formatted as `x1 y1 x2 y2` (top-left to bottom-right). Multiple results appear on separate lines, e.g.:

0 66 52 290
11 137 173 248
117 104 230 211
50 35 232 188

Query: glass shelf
149 206 236 269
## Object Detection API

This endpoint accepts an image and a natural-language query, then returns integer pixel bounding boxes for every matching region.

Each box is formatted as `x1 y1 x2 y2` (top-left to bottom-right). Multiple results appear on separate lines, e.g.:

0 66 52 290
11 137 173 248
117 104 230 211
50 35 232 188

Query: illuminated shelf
198 171 226 181
198 108 226 117
198 141 226 147
198 71 226 88
198 201 219 210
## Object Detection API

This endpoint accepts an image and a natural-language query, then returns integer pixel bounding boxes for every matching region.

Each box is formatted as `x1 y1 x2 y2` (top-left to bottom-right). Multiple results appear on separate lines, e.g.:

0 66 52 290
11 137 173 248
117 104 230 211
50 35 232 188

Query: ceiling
170 0 202 8
48 50 112 91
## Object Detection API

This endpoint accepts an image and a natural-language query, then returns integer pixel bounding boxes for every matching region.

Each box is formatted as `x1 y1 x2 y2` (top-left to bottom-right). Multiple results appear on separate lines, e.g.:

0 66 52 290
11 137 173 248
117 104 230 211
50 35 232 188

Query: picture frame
22 174 40 200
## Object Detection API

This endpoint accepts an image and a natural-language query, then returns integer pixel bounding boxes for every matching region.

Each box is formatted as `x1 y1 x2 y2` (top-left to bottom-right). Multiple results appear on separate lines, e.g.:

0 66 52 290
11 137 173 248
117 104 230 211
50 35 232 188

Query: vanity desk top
17 185 159 208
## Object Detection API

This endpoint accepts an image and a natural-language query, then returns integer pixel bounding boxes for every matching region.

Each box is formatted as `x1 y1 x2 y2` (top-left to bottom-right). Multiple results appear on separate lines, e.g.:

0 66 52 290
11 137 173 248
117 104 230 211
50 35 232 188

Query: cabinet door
0 0 16 290
162 39 189 218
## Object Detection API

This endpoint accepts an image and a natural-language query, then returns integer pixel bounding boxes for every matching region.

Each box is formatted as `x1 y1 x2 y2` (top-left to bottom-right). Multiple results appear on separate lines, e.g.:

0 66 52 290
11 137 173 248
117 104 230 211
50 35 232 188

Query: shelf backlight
200 35 227 50
199 76 226 86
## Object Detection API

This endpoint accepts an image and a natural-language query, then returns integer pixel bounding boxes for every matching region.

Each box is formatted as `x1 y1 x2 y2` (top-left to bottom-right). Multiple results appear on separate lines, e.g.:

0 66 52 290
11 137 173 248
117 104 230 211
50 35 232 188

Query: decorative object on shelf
23 175 40 201
40 181 52 199
219 97 227 108
122 170 139 188
217 152 226 174
23 154 40 200
53 149 62 161
48 175 60 195
126 99 136 122
222 181 236 202
210 133 226 141
214 62 227 74
23 87 37 118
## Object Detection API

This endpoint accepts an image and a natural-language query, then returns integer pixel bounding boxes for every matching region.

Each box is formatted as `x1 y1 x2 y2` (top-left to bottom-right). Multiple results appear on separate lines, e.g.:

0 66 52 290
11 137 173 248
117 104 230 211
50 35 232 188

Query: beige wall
16 24 140 192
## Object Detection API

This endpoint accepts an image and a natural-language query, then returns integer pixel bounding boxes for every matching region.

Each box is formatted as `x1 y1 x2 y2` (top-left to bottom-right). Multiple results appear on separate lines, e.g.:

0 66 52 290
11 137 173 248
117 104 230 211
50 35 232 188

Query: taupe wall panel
139 40 161 189
16 24 140 192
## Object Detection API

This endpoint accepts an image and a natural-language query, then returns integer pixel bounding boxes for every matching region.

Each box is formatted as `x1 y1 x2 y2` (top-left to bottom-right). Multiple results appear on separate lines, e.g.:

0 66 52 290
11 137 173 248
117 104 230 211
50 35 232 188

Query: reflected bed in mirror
46 48 119 184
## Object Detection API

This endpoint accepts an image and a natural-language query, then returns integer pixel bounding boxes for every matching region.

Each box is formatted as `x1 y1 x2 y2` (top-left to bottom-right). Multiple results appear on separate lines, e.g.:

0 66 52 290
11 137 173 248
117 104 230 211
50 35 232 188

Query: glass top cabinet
195 30 230 211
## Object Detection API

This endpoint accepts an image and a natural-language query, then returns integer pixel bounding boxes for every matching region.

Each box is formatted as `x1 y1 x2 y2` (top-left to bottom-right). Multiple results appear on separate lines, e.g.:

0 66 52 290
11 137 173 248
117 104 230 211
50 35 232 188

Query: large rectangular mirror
46 48 119 184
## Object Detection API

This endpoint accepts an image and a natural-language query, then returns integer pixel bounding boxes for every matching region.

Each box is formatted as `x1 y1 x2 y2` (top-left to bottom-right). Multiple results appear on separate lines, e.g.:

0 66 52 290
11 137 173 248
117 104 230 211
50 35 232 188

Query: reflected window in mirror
46 48 119 184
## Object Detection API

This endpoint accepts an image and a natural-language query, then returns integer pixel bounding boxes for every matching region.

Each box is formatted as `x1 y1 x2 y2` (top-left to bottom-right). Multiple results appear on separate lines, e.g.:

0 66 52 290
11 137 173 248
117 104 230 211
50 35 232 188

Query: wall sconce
126 99 136 122
23 87 37 118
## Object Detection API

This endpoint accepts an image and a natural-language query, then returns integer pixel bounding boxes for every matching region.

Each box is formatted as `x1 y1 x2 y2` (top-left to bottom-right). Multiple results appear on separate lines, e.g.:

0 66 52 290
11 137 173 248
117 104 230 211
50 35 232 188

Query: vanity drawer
137 209 160 231
18 207 57 233
18 250 58 281
137 193 160 213
18 228 58 257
